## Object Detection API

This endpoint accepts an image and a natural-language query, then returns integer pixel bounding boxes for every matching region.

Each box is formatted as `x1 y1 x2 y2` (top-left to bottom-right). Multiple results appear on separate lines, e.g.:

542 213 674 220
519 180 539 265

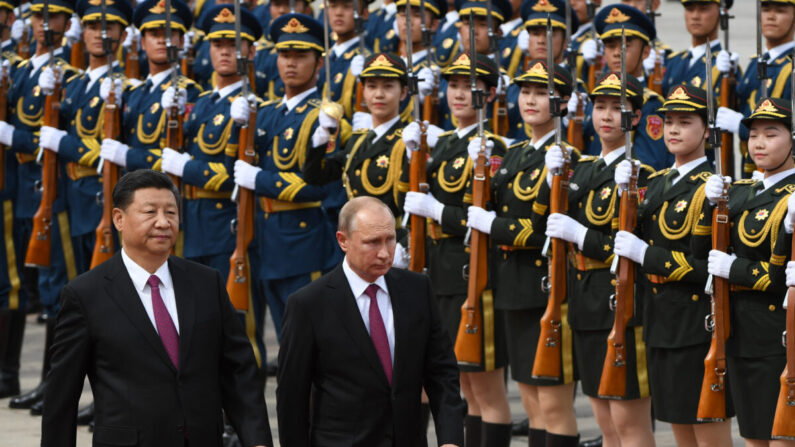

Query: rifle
0 44 8 191
320 0 344 154
697 39 731 422
90 0 120 269
718 0 735 177
532 15 569 381
645 0 663 96
598 26 636 399
771 40 795 440
16 7 29 60
70 41 86 70
454 8 486 367
353 0 367 114
124 32 140 79
585 1 601 92
564 1 584 152
25 0 59 268
227 0 256 312
404 0 427 273
419 0 438 126
164 0 183 188
485 0 506 135
757 0 769 101
181 33 194 79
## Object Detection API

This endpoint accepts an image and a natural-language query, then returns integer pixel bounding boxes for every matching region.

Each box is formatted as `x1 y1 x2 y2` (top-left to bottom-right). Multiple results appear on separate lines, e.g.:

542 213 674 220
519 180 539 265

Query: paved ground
0 0 765 445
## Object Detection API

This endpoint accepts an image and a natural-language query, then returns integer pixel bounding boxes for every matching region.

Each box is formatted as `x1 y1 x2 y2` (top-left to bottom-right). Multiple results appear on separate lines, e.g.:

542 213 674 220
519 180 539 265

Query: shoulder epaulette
307 98 321 108
643 87 660 102
578 155 598 162
198 90 213 97
776 184 795 194
130 80 146 91
688 171 712 183
65 72 82 84
438 129 455 138
508 140 525 150
178 76 200 89
733 179 756 185
648 167 671 179
261 98 280 107
640 163 655 175
666 50 684 60
352 128 369 134
18 59 29 67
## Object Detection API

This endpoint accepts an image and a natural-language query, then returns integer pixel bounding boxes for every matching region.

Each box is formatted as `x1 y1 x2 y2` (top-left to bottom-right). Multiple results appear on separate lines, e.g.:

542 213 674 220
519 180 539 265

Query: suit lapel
385 270 406 387
168 257 195 371
327 266 391 386
104 254 177 373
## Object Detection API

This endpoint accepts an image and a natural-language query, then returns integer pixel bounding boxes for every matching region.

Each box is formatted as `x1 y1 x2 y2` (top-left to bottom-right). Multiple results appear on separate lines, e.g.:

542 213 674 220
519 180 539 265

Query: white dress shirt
332 36 359 58
121 248 180 334
670 156 708 187
145 67 175 93
342 257 395 363
600 146 626 166
282 86 317 112
372 115 400 143
213 80 243 100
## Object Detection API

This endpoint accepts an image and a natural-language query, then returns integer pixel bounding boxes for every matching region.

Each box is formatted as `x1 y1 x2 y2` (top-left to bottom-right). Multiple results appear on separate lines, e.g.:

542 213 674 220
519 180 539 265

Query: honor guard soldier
697 97 795 444
251 0 272 34
366 0 398 53
99 0 202 173
232 12 348 343
430 0 458 58
0 0 78 412
0 0 21 55
252 0 308 100
405 52 514 446
582 4 668 170
717 0 795 178
495 0 523 74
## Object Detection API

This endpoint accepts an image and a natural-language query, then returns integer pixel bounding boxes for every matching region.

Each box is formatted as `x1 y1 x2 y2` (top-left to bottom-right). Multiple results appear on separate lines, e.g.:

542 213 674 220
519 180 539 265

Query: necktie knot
365 283 379 301
144 78 153 91
147 274 160 289
209 92 220 103
663 168 679 193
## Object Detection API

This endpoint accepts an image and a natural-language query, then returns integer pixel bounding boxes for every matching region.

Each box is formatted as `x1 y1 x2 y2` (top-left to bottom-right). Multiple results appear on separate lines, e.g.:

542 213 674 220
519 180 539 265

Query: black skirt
436 293 508 373
648 344 735 424
728 354 786 440
573 327 650 400
503 306 577 385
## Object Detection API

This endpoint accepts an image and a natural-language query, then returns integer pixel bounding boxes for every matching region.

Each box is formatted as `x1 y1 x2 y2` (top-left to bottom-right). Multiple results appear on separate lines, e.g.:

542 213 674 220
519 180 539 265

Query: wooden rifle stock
408 123 428 273
181 49 194 79
719 75 735 177
355 80 367 114
423 85 438 127
125 35 140 80
25 74 61 268
70 41 86 70
532 160 570 380
492 92 508 136
566 93 585 152
587 55 603 93
771 235 795 439
454 149 489 366
227 102 258 312
597 165 638 399
696 195 731 421
648 50 663 96
90 84 120 269
0 62 8 191
165 101 183 188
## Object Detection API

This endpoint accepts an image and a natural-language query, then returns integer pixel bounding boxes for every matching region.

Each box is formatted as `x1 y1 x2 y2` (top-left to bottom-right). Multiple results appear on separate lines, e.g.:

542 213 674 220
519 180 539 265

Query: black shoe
76 403 94 425
511 418 529 437
9 382 44 409
89 421 94 432
36 313 47 324
265 361 277 377
579 436 602 447
0 375 19 398
29 398 43 415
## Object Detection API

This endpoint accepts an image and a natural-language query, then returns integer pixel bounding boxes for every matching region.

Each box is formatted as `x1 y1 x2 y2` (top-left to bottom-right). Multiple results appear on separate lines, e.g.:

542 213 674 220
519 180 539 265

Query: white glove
403 191 444 222
38 66 56 96
581 39 600 65
642 48 658 75
100 138 129 167
11 19 25 42
0 60 9 83
160 147 191 177
517 29 529 53
545 213 588 248
715 50 739 75
182 30 194 53
613 230 649 266
426 124 443 149
705 174 731 205
467 206 496 234
311 125 330 147
161 86 187 115
122 26 140 50
230 95 254 125
352 111 372 130
65 15 82 45
467 137 493 164
233 159 262 190
785 261 795 287
417 66 437 97
99 78 123 105
544 145 571 186
496 73 510 96
566 92 579 117
716 107 743 134
350 55 365 78
614 159 640 192
318 109 338 130
392 243 408 269
785 191 795 234
39 126 66 153
707 249 737 279
402 121 421 155
0 121 14 146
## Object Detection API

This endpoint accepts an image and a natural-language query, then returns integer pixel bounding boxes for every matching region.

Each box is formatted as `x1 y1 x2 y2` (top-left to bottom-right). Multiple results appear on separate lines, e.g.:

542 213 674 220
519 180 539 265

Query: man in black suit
41 170 272 447
277 196 465 447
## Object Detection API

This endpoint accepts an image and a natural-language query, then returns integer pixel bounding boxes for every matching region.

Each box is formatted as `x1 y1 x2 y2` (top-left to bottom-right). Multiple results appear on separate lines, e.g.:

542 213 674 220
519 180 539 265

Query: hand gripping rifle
697 39 731 422
321 0 344 154
645 0 663 96
26 0 60 268
565 1 584 152
598 26 637 399
164 0 183 188
532 14 569 381
353 0 368 113
585 2 603 92
90 0 120 269
227 0 256 312
771 39 795 440
454 8 487 366
15 6 29 59
718 0 735 177
125 30 140 79
419 0 438 126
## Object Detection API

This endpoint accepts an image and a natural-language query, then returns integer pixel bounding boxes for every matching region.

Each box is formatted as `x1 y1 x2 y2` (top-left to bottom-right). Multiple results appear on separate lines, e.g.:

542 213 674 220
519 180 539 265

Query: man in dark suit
41 170 272 447
277 196 465 447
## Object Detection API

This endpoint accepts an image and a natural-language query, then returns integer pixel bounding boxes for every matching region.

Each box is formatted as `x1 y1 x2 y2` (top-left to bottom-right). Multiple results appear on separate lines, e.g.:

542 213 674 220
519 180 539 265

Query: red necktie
148 275 180 369
365 284 392 385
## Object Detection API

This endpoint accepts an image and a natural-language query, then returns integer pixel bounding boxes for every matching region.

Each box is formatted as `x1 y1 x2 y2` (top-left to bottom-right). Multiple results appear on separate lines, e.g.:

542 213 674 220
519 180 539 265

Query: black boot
76 403 95 425
512 418 530 436
529 428 547 446
578 436 602 447
481 421 512 447
10 318 54 409
0 310 25 398
29 398 43 415
546 432 580 447
464 415 482 447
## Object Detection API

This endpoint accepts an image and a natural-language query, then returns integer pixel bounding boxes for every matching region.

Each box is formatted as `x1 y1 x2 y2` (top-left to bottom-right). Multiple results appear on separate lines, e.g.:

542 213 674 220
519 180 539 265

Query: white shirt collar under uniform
689 39 721 67
213 80 243 100
600 146 626 167
146 67 175 92
762 167 795 193
767 41 795 62
332 36 359 57
456 122 478 140
671 156 707 186
372 115 400 143
282 86 317 112
530 129 555 149
30 47 64 75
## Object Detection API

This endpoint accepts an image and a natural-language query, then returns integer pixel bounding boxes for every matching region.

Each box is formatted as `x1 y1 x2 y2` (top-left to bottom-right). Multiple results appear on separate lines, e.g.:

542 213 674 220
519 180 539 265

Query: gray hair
338 196 394 235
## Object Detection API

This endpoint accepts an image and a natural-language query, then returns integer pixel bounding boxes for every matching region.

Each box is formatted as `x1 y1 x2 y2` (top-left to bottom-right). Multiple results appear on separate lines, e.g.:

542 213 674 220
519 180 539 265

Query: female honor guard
537 72 656 446
467 59 579 447
405 52 512 446
616 84 735 446
697 97 795 446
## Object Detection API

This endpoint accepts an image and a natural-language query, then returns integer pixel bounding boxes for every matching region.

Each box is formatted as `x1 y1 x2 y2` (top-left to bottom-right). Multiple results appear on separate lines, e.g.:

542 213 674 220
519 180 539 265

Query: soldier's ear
486 86 497 104
400 85 408 101
631 109 642 128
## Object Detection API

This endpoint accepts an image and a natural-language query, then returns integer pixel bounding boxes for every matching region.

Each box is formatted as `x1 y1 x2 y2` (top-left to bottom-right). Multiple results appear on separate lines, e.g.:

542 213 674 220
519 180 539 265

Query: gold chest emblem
502 47 511 59
284 127 294 140
600 186 612 200
150 102 160 114
376 155 389 168
442 38 453 49
89 96 100 108
33 86 40 97
452 157 465 169
674 200 688 213
334 72 343 83
691 76 702 88
213 113 224 125
755 209 769 221
529 168 541 181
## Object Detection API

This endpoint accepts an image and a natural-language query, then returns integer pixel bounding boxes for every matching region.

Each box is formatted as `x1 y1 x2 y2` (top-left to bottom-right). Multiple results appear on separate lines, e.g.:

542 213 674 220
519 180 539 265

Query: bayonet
547 13 561 146
705 41 721 174
353 0 366 57
463 7 484 246
97 0 113 175
565 0 576 72
757 0 768 99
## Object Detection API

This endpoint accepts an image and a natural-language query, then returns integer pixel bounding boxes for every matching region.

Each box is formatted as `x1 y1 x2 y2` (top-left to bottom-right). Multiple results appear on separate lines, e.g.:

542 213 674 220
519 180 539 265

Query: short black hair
113 169 180 211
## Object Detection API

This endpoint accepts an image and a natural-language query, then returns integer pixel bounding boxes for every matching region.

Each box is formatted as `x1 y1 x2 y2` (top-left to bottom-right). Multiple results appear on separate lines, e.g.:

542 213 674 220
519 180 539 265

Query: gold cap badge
282 17 309 33
531 0 557 13
604 7 631 24
668 86 690 101
214 8 235 23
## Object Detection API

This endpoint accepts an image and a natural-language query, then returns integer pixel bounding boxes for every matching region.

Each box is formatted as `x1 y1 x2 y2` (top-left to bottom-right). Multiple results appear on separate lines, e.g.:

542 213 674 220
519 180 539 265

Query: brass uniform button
576 273 582 280
652 215 656 221
611 279 616 286
147 155 153 162
502 205 508 212
535 259 542 267
299 221 307 229
204 170 210 176
275 180 283 187
215 202 223 209
691 295 699 302
652 287 658 294
769 305 776 311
